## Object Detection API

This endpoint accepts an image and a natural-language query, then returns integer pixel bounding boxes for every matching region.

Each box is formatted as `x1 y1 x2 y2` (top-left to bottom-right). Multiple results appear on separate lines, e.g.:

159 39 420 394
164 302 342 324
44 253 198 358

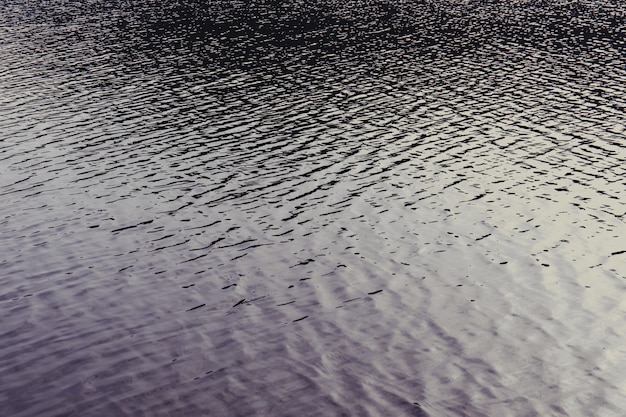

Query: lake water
1 1 626 416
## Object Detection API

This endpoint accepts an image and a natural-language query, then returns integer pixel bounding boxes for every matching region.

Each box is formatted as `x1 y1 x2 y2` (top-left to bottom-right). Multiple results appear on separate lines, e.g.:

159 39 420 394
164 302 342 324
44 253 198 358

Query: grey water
1 1 626 416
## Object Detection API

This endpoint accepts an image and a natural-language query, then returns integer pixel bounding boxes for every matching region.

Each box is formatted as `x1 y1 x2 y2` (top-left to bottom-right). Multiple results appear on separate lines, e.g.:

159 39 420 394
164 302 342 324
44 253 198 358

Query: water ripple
1 1 626 416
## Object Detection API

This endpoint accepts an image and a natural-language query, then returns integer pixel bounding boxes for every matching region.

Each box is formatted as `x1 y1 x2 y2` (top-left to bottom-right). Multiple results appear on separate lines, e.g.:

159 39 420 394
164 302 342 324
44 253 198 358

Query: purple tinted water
1 1 626 416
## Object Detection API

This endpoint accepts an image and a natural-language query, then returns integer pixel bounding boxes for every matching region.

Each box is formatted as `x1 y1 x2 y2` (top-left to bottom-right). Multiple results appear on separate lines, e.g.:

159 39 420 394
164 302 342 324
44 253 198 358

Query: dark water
2 1 626 416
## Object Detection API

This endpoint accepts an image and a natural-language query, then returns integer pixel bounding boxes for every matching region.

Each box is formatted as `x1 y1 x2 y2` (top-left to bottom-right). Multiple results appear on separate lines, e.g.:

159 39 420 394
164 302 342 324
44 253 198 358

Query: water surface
1 1 626 416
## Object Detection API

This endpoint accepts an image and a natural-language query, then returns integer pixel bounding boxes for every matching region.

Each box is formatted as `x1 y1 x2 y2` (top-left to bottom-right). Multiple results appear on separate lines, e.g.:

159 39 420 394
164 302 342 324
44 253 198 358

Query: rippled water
2 1 626 416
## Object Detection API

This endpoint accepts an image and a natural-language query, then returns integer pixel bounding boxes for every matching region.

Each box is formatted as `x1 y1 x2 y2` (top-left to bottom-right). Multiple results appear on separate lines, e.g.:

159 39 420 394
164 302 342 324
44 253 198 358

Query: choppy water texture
2 1 626 416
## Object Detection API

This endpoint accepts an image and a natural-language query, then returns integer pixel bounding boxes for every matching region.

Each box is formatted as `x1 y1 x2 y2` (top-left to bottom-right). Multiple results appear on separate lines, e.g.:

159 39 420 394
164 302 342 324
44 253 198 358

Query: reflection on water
1 1 626 416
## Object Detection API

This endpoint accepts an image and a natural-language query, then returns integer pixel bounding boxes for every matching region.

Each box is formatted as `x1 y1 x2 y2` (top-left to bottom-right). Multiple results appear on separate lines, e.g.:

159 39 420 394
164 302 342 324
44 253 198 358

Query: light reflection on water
1 1 626 416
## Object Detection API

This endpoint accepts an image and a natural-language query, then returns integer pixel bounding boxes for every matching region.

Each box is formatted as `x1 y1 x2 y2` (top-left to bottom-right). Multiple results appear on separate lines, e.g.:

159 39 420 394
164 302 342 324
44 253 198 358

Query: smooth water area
1 1 626 416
